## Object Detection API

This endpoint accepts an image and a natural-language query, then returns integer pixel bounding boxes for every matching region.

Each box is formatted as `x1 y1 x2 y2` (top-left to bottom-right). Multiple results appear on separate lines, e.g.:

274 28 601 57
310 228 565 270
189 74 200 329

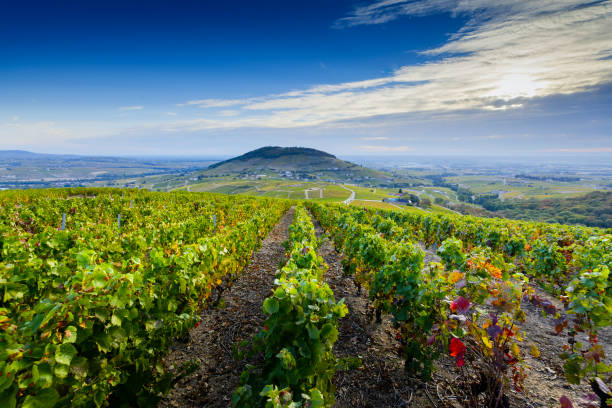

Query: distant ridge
0 150 53 158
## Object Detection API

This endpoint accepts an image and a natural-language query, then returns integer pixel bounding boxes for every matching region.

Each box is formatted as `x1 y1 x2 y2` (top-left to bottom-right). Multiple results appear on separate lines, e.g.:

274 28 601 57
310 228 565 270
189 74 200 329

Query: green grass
350 185 395 200
445 175 598 200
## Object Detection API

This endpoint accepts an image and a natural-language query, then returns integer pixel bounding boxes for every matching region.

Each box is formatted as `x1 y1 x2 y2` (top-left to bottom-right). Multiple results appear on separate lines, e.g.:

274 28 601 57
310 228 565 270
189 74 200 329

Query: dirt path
312 215 434 407
159 207 295 408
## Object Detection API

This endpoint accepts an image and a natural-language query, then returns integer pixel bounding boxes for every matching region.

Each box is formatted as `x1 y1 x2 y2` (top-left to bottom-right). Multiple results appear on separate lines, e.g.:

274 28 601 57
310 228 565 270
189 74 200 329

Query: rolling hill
204 146 388 181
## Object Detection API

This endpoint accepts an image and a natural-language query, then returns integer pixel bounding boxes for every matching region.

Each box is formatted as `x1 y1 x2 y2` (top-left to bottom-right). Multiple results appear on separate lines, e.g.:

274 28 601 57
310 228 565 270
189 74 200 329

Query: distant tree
434 197 445 205
420 197 432 208
398 188 403 194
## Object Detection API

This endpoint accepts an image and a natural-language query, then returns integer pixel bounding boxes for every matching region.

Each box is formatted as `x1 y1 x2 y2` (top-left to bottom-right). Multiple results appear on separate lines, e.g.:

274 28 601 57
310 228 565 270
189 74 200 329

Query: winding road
341 185 355 205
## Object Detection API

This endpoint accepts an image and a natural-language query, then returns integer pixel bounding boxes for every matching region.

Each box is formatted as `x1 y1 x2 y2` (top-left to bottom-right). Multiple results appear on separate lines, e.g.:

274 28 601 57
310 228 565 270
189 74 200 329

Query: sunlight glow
490 73 544 100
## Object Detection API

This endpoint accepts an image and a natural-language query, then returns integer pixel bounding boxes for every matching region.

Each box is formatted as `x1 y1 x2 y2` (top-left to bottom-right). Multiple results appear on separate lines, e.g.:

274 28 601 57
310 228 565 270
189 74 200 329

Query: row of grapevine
234 205 347 407
308 202 610 406
339 204 611 389
0 188 290 407
374 204 609 293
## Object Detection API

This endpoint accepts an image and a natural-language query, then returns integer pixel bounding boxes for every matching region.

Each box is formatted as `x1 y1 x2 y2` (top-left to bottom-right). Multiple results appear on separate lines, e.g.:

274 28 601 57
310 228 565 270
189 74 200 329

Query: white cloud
0 121 71 146
167 0 612 131
359 145 413 152
219 110 240 117
166 112 177 116
334 0 455 28
543 147 612 153
361 136 390 140
118 105 144 111
178 98 253 108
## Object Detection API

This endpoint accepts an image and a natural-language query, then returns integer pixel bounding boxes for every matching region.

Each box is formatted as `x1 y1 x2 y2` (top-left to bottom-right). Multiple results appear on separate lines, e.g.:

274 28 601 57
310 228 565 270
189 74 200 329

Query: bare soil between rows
313 217 435 408
159 207 295 408
159 208 609 408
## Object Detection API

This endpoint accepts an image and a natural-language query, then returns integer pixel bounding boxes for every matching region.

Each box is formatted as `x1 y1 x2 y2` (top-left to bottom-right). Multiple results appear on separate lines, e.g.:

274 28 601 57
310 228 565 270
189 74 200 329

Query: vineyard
0 188 610 407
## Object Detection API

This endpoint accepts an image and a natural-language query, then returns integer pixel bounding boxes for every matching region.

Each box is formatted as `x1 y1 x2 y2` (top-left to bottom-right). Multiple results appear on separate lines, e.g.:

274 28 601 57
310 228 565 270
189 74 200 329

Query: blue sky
1 0 611 157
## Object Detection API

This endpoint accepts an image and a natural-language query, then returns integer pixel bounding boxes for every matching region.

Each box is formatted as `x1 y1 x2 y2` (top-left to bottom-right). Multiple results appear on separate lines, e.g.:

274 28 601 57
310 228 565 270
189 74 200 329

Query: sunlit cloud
171 0 612 130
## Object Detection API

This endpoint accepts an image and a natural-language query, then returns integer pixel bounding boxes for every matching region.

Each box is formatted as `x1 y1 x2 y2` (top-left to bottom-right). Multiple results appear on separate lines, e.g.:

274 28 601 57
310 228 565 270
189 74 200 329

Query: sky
1 0 611 157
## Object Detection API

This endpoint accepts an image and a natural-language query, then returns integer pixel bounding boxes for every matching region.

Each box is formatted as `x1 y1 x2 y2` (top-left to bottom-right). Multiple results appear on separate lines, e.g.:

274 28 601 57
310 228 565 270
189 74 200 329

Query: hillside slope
205 146 388 181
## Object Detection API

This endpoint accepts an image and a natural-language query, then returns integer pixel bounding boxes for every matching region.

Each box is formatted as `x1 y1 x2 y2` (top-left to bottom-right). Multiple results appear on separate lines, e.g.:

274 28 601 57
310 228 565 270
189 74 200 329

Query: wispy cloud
118 105 144 111
170 0 612 131
0 121 71 146
359 145 413 152
219 110 240 117
177 98 253 108
333 0 455 28
543 147 612 153
361 136 390 140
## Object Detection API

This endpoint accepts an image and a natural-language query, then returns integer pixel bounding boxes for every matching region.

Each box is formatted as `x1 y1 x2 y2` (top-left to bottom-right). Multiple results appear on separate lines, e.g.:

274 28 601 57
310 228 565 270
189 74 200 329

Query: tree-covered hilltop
208 146 335 168
204 146 388 180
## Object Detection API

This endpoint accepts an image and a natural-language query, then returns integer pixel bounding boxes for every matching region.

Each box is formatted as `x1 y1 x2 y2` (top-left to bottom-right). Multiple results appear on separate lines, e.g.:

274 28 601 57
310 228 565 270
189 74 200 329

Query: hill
204 146 388 181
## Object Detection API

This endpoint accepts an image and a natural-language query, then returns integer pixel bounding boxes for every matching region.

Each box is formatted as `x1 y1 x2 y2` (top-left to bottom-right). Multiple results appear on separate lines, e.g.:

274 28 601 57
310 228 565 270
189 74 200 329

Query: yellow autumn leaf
449 270 463 284
216 279 222 285
529 344 541 358
510 342 520 356
482 335 493 349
